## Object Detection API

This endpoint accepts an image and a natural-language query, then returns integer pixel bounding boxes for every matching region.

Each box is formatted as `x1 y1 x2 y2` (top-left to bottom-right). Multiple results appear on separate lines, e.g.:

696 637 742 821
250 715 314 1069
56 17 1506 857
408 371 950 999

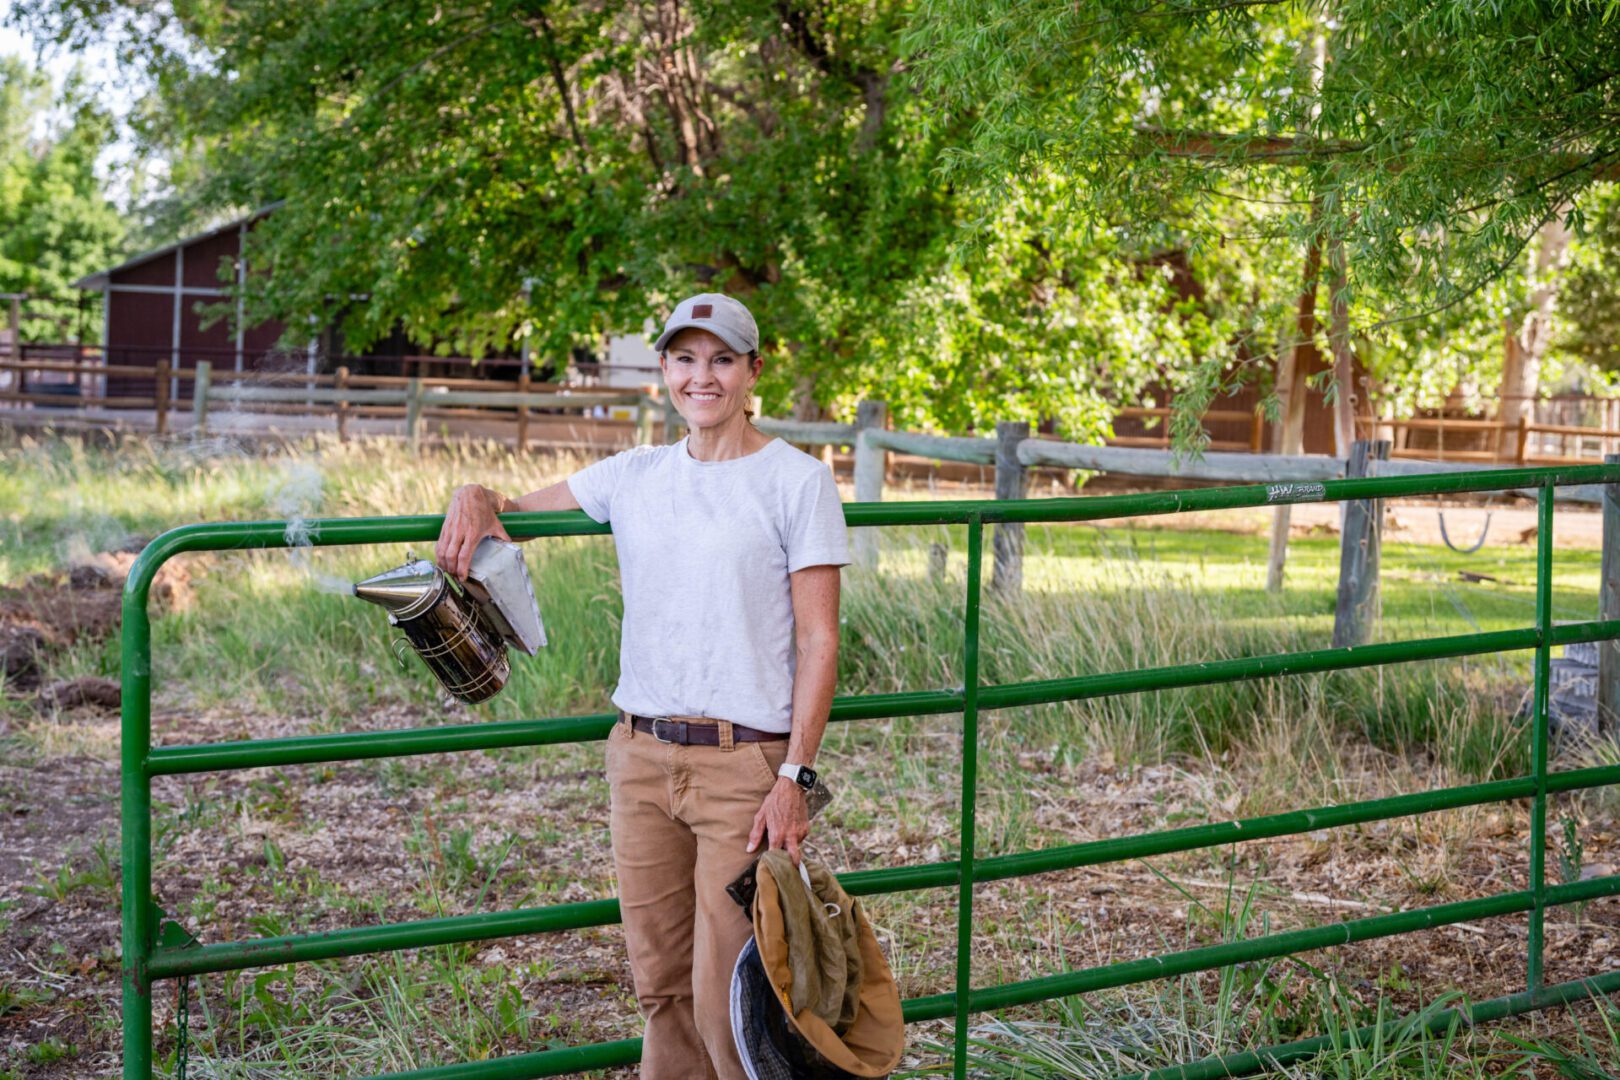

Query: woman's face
660 327 761 429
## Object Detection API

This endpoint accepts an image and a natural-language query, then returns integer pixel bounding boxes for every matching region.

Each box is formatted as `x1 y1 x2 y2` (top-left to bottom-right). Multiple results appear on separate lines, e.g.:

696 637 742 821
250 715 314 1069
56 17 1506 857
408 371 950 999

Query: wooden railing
0 354 648 449
1385 414 1620 465
9 351 1620 466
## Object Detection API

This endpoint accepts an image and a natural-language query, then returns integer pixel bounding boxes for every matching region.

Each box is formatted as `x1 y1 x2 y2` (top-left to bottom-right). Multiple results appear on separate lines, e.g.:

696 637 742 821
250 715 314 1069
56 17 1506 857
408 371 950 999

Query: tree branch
523 7 590 181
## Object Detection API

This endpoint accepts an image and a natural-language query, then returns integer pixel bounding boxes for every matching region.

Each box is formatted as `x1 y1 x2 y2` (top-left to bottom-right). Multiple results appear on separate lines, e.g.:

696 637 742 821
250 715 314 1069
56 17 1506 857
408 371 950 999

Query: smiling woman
654 293 763 426
434 292 849 1079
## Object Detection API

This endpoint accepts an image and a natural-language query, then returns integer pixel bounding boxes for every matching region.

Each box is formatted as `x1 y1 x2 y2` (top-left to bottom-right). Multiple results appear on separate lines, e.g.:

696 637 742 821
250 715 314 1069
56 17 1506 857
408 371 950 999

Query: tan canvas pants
605 716 790 1080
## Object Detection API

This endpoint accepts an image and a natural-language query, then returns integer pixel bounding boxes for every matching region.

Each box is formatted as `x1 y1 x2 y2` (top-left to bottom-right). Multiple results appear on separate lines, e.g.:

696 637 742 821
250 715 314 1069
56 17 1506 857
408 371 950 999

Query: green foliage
1557 184 1620 373
11 0 1620 438
22 1036 77 1064
905 0 1620 419
0 54 124 341
10 0 1215 438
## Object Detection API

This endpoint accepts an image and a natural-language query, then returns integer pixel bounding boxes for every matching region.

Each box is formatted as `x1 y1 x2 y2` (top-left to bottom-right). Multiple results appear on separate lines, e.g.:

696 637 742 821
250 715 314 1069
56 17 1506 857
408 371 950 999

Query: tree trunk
1327 234 1357 456
1496 215 1573 447
1266 225 1323 593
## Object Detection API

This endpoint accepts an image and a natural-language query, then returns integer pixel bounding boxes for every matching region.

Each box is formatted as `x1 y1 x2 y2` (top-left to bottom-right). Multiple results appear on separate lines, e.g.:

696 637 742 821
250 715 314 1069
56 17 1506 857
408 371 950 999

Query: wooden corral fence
0 355 647 451
10 350 1620 466
6 352 1619 716
1384 396 1620 464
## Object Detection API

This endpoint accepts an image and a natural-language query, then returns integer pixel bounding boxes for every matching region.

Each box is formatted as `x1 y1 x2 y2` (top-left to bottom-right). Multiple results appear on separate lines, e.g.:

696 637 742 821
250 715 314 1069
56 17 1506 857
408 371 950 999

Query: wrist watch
777 762 818 791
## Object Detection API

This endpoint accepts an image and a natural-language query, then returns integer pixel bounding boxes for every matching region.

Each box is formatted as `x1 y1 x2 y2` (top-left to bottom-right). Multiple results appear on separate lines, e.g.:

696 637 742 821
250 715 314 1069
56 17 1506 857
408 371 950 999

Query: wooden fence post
1599 453 1620 734
638 384 657 446
405 377 423 453
191 361 211 437
1516 415 1531 465
336 366 351 443
852 400 888 568
992 421 1030 594
514 368 529 452
1331 438 1392 648
662 396 681 444
154 359 170 436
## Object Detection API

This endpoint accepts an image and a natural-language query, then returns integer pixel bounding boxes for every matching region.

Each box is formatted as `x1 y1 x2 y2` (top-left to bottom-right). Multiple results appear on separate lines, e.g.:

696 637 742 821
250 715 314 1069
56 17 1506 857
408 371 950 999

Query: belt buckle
650 716 681 744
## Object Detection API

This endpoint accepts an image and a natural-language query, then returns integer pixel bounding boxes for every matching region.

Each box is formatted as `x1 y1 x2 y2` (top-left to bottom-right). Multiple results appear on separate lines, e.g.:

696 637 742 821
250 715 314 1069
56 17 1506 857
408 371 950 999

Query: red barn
73 211 293 400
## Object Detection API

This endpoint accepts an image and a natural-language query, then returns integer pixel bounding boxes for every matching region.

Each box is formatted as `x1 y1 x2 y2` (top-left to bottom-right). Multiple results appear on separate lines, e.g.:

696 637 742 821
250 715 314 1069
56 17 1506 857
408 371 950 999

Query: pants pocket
748 740 788 789
604 718 626 781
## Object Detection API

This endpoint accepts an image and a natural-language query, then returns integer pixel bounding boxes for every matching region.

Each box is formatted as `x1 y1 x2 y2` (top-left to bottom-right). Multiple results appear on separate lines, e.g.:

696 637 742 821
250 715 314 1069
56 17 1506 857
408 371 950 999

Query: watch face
797 766 818 789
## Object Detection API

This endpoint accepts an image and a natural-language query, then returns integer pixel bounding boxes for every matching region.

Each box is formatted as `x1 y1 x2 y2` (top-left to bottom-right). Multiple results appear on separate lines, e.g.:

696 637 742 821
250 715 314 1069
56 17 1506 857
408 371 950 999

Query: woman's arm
435 479 580 579
747 563 841 865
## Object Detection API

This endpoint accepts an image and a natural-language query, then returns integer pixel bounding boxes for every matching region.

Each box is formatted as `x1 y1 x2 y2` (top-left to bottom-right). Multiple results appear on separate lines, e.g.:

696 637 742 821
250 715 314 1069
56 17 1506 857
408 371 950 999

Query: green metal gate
121 465 1620 1079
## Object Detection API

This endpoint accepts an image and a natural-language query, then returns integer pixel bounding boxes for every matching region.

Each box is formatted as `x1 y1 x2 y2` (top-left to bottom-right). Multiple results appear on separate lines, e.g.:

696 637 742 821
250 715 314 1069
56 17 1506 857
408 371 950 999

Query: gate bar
349 875 1620 1080
953 518 984 1078
901 873 1620 1021
143 619 1620 776
144 761 1620 981
118 462 1620 588
1528 481 1554 987
358 964 1620 1080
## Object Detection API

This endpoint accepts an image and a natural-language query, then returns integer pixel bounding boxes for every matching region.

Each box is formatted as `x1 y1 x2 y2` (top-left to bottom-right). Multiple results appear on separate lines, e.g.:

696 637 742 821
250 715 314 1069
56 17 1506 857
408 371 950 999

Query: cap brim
653 318 753 354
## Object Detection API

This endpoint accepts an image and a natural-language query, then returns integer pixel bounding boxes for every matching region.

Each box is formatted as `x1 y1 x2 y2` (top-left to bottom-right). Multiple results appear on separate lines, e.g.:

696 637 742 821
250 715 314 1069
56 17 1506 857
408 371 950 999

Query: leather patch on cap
691 304 713 318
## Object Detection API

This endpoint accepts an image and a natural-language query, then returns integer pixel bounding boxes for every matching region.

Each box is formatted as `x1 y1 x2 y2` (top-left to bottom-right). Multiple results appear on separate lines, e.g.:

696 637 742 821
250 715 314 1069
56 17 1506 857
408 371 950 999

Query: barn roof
72 204 282 291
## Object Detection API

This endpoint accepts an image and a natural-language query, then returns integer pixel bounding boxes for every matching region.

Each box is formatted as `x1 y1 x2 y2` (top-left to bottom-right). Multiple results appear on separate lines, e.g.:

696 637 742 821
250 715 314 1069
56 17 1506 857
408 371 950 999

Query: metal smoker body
353 539 546 704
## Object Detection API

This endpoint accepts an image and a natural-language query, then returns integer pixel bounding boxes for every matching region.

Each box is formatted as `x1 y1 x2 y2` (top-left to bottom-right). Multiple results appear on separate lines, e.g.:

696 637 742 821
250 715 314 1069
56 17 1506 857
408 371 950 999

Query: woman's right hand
435 484 512 580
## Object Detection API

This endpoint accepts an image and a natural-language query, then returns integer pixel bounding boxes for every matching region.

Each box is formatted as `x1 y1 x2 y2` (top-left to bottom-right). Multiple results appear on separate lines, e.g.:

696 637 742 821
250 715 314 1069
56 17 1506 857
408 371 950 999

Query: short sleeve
566 449 633 523
784 466 850 572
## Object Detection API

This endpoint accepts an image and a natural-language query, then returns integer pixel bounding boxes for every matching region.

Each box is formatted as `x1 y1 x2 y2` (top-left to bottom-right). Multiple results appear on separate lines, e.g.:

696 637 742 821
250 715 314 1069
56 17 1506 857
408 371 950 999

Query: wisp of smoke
268 463 354 594
56 516 139 569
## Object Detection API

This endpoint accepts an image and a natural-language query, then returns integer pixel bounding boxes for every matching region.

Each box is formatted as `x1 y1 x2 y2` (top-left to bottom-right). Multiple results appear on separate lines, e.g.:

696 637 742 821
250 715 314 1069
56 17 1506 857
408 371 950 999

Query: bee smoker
353 539 546 704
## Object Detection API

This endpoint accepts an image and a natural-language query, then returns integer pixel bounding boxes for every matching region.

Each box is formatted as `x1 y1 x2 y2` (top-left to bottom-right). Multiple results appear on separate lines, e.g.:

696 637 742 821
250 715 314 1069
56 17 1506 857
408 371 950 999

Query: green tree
906 0 1620 434
0 55 126 342
1557 183 1620 376
12 0 1209 437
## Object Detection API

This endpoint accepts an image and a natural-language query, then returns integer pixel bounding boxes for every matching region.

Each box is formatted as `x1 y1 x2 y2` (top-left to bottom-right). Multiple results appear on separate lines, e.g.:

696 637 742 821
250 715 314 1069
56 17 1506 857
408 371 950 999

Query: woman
435 292 848 1079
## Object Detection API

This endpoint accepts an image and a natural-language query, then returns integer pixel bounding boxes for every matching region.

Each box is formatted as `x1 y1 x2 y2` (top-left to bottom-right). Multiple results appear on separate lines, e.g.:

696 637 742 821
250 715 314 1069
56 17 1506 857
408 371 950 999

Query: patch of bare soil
0 542 191 697
3 701 1617 1077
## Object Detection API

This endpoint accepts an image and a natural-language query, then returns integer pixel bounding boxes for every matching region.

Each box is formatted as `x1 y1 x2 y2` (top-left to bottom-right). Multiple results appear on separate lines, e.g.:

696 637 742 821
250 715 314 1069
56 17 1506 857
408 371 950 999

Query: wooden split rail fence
0 357 649 450
10 355 1620 464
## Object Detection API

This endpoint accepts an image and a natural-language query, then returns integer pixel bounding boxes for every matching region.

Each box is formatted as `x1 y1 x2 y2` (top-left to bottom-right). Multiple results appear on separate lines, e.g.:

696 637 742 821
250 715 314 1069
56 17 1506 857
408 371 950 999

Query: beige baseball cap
652 293 759 354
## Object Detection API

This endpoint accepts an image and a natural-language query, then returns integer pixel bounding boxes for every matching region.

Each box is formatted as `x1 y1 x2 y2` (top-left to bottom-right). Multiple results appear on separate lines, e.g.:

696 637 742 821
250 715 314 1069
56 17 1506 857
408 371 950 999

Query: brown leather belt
628 714 788 745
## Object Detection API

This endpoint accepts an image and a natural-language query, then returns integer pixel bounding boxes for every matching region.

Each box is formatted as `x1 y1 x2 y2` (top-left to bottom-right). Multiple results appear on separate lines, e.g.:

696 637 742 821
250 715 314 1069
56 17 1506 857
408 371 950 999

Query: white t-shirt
566 436 850 732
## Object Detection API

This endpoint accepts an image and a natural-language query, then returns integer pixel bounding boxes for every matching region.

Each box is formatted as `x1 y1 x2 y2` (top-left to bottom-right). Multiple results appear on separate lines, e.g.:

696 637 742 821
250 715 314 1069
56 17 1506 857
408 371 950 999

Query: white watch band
778 762 806 780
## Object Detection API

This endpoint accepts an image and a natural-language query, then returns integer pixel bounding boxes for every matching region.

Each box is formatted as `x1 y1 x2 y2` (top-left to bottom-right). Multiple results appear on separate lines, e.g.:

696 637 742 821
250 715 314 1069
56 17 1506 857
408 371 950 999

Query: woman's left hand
747 779 810 865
